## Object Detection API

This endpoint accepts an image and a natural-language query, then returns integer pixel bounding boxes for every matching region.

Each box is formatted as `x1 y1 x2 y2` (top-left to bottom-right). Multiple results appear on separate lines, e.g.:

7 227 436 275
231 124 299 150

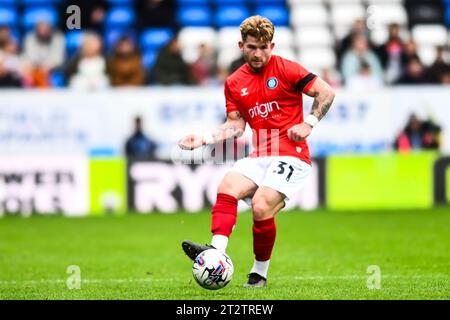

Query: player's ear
270 42 275 50
238 41 244 50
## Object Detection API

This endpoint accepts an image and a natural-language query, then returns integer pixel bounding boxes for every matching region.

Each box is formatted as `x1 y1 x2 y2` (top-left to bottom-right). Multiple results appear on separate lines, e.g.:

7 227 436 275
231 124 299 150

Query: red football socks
253 217 276 261
211 193 238 237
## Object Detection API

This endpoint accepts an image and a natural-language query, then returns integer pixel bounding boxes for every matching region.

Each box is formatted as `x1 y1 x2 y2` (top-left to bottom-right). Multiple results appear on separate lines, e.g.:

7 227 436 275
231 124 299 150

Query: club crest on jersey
266 77 278 89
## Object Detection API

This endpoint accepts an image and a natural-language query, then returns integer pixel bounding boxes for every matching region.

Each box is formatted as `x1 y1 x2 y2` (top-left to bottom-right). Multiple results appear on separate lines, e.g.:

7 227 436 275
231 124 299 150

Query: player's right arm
178 111 246 150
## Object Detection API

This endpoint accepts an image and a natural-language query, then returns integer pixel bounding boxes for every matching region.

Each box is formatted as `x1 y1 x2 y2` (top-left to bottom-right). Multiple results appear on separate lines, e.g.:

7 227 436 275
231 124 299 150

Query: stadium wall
0 87 449 216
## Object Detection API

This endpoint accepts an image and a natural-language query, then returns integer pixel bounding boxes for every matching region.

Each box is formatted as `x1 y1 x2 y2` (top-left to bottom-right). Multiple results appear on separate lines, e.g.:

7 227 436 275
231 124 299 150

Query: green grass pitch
0 208 449 300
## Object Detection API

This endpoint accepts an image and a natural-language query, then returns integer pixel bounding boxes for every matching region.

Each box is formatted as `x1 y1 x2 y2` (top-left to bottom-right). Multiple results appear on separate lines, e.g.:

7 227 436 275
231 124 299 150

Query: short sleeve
282 59 317 93
224 80 239 113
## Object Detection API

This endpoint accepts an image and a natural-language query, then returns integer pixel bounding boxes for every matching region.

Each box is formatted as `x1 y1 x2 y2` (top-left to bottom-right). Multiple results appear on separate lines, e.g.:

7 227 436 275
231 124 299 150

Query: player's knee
217 179 237 197
251 198 273 221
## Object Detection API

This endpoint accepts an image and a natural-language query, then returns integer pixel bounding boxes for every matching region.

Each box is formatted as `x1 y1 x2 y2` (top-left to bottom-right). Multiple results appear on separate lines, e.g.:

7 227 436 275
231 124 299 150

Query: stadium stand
0 0 449 87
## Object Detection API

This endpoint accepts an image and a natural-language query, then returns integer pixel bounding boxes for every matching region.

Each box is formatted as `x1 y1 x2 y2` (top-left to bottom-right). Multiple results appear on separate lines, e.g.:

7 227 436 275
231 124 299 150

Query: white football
192 249 234 290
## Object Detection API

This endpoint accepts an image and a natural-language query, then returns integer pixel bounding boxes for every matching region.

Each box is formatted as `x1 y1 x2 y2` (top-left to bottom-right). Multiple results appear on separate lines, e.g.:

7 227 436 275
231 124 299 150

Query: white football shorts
228 156 312 202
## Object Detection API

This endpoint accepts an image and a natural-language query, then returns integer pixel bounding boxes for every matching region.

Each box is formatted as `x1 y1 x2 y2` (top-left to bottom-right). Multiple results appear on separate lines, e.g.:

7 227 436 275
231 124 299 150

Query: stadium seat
254 0 287 4
177 6 212 27
412 24 448 47
272 47 296 61
215 5 249 27
370 26 410 46
176 0 209 5
0 7 17 26
295 26 333 48
105 6 136 28
49 70 65 87
9 28 20 43
140 28 174 51
298 47 336 70
0 0 16 5
211 0 246 4
417 46 438 67
178 27 217 50
20 0 62 5
366 4 408 26
366 0 404 4
22 6 58 30
288 0 325 4
290 5 329 27
178 27 217 63
333 25 352 41
327 0 362 4
407 3 444 26
254 6 289 26
330 4 365 27
272 26 294 48
217 47 241 69
105 0 134 4
445 6 450 27
65 30 84 56
217 27 241 49
142 49 159 71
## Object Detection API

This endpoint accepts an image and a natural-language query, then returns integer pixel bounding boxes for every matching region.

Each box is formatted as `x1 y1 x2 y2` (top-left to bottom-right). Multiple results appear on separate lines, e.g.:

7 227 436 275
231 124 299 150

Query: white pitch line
0 275 447 286
0 278 168 285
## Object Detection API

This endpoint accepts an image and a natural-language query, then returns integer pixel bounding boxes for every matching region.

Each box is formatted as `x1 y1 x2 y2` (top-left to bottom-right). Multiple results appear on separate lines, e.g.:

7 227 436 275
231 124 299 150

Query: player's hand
178 134 204 150
287 123 312 142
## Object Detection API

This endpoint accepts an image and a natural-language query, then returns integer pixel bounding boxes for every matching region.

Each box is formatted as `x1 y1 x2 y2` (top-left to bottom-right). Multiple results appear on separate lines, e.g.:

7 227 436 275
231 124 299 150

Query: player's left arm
287 77 335 142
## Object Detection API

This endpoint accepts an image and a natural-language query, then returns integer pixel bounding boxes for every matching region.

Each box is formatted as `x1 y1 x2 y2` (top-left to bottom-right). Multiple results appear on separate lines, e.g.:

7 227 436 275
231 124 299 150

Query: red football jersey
225 55 317 165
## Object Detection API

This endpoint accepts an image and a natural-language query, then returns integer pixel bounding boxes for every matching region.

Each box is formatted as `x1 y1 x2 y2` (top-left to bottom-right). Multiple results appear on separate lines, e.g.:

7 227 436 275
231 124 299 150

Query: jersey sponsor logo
266 77 278 89
241 88 248 96
248 101 280 119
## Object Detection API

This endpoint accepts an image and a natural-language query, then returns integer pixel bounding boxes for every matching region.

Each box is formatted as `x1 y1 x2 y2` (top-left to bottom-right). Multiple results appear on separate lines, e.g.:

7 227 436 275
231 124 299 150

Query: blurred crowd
332 20 450 89
0 3 449 89
394 114 442 152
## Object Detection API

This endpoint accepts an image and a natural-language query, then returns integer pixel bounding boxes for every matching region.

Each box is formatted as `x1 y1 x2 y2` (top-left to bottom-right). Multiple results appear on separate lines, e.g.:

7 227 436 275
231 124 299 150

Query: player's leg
245 157 312 287
182 158 260 260
210 171 258 252
244 186 285 287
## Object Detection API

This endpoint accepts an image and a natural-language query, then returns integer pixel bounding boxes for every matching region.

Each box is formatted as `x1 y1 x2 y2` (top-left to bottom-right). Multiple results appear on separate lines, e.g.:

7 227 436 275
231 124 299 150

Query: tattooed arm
178 111 246 150
287 77 335 142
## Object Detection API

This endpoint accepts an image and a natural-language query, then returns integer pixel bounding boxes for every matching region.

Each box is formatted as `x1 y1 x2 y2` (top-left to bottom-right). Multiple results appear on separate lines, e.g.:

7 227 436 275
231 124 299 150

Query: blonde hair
240 15 274 43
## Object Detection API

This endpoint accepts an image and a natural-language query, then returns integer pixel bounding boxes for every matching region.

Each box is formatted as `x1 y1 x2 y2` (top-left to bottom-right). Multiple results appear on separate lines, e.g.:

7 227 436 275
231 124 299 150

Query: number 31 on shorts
273 161 295 182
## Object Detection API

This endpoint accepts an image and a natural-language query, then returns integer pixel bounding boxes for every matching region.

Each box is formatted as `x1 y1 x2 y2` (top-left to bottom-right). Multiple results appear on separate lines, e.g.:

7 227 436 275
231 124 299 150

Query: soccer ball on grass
192 249 234 290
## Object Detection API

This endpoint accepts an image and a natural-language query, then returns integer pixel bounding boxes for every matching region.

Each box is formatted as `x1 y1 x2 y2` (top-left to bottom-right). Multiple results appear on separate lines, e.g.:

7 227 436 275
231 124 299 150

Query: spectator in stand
107 36 145 87
402 39 421 66
346 60 383 90
67 33 109 90
125 116 158 159
228 55 245 75
135 0 175 28
395 114 441 152
22 21 65 88
396 57 430 85
341 35 383 85
0 25 12 53
440 71 450 85
376 23 405 84
152 37 192 85
427 46 450 84
0 32 21 76
191 43 218 86
336 19 372 69
0 54 22 88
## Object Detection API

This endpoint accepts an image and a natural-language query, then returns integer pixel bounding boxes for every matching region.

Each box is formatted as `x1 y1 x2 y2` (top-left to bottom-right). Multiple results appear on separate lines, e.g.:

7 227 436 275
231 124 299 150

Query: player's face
239 35 274 72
